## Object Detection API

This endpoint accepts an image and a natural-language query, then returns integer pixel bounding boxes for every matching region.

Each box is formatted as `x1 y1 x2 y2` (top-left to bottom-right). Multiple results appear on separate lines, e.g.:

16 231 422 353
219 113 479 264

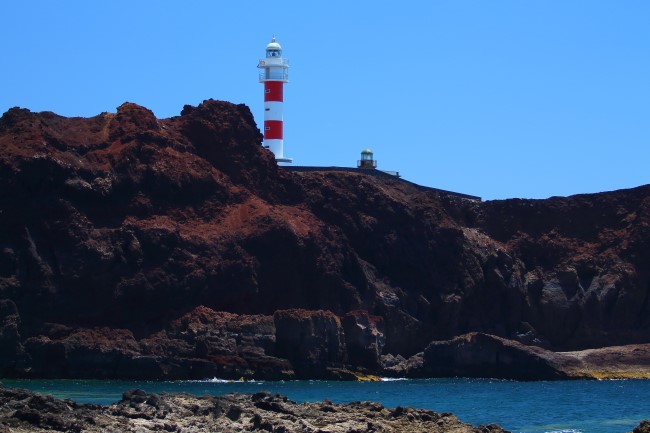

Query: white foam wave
379 377 408 382
544 429 583 433
184 377 265 384
206 378 231 383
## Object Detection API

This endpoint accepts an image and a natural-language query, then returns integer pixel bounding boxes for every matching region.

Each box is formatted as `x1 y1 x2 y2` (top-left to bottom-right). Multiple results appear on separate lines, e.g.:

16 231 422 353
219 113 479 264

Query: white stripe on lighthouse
264 101 283 121
265 139 283 157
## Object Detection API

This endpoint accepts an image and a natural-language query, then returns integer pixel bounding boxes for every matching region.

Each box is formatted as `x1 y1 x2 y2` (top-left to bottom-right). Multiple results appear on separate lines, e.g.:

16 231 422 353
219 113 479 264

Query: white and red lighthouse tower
257 37 291 164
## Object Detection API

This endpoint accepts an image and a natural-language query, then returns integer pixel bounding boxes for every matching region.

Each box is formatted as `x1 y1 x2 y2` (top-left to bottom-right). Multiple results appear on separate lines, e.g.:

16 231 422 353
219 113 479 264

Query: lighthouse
257 37 291 164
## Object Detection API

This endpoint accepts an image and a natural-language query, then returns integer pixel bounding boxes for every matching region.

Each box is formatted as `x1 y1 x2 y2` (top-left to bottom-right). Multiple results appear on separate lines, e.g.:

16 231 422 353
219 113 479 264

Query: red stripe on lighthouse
264 120 283 139
264 81 284 102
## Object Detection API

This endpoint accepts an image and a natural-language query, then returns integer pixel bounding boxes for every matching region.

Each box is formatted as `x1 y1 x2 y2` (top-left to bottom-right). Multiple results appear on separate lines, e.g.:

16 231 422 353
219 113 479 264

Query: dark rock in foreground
0 384 509 433
633 421 650 433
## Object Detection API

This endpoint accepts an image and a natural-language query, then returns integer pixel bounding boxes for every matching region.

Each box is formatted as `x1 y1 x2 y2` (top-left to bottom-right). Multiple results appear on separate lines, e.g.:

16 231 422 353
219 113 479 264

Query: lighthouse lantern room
358 148 377 169
258 37 291 164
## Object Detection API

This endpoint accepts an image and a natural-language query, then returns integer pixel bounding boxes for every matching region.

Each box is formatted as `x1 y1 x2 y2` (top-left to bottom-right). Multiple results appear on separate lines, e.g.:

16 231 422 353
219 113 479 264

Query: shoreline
1 383 649 433
3 378 650 433
0 384 508 433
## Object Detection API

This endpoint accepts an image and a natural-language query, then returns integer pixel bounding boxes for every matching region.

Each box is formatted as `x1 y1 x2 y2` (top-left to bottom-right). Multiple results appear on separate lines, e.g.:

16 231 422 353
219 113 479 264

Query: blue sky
1 1 648 200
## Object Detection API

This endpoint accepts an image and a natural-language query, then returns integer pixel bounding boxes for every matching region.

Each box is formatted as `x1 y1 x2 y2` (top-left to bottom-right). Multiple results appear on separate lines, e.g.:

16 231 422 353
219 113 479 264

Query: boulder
417 333 580 380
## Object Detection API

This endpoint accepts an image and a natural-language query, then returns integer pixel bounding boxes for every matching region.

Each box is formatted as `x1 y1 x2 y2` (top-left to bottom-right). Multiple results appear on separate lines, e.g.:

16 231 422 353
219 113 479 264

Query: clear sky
1 1 648 200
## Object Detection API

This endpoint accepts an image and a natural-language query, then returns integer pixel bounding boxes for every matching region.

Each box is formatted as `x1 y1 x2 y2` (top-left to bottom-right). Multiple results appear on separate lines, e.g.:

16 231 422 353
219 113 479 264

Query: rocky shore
1 100 650 381
0 384 509 433
1 385 648 433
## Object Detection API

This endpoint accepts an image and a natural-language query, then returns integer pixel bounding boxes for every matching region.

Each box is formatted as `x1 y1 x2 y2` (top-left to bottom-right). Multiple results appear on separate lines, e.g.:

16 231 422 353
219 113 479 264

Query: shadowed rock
1 100 649 380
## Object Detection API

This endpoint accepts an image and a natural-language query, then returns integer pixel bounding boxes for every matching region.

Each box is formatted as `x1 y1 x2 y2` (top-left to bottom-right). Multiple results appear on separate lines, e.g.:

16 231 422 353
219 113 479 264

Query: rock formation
0 384 509 433
633 421 650 433
0 100 649 380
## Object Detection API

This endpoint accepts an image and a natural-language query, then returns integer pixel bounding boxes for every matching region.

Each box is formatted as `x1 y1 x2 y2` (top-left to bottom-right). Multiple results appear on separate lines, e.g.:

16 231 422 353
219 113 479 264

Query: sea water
2 378 649 433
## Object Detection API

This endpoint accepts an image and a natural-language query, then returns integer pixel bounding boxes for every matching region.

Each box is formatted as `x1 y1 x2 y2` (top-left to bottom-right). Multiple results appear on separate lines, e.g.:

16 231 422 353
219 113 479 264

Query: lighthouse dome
265 38 282 58
266 37 282 51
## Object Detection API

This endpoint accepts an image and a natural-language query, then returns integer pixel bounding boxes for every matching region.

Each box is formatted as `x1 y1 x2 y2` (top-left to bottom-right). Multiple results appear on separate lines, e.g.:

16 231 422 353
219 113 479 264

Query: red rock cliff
0 100 648 379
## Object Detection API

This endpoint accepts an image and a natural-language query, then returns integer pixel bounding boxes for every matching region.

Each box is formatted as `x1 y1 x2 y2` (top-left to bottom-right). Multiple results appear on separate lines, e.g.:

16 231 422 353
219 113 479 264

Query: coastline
1 383 649 433
0 384 508 433
3 377 650 433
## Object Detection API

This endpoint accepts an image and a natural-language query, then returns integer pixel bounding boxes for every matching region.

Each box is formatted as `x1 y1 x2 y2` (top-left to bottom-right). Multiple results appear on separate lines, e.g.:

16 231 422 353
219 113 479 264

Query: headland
0 100 649 381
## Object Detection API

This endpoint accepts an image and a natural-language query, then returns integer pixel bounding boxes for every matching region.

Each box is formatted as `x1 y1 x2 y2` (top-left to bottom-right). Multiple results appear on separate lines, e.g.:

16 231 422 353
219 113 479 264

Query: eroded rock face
342 310 385 369
0 300 28 375
1 100 649 380
274 309 347 378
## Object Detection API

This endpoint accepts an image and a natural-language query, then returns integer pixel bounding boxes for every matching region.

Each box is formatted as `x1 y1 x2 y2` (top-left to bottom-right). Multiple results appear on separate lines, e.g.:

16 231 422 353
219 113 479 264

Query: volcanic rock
1 100 649 380
405 332 578 380
0 384 510 433
632 421 650 433
342 310 385 369
273 309 347 378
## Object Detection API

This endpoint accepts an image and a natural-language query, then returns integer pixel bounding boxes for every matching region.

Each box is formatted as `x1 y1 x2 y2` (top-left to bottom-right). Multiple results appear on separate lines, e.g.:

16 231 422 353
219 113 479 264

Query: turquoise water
2 378 649 433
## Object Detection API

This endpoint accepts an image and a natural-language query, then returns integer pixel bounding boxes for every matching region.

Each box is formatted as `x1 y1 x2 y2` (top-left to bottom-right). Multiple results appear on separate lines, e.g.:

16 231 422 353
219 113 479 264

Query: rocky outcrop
382 332 650 380
1 100 649 380
9 306 390 380
0 300 28 375
556 343 650 379
633 421 650 433
415 333 577 380
342 310 385 370
273 309 347 378
0 384 509 433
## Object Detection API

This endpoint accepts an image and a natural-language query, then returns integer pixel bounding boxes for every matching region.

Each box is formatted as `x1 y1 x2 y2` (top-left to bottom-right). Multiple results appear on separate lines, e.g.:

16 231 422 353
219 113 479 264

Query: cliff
0 100 649 380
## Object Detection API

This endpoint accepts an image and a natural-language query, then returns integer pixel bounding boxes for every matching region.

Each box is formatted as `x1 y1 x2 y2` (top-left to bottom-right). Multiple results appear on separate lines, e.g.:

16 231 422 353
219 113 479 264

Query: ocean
2 378 649 433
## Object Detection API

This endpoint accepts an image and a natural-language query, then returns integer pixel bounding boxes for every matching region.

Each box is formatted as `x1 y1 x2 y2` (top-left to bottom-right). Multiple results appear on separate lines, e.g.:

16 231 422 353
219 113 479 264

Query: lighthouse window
265 89 270 93
265 127 270 131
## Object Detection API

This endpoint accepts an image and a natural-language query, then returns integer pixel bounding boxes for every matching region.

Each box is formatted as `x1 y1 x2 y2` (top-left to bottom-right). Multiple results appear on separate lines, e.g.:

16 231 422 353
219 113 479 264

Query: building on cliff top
256 38 478 201
357 148 400 177
358 148 377 169
258 37 291 165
